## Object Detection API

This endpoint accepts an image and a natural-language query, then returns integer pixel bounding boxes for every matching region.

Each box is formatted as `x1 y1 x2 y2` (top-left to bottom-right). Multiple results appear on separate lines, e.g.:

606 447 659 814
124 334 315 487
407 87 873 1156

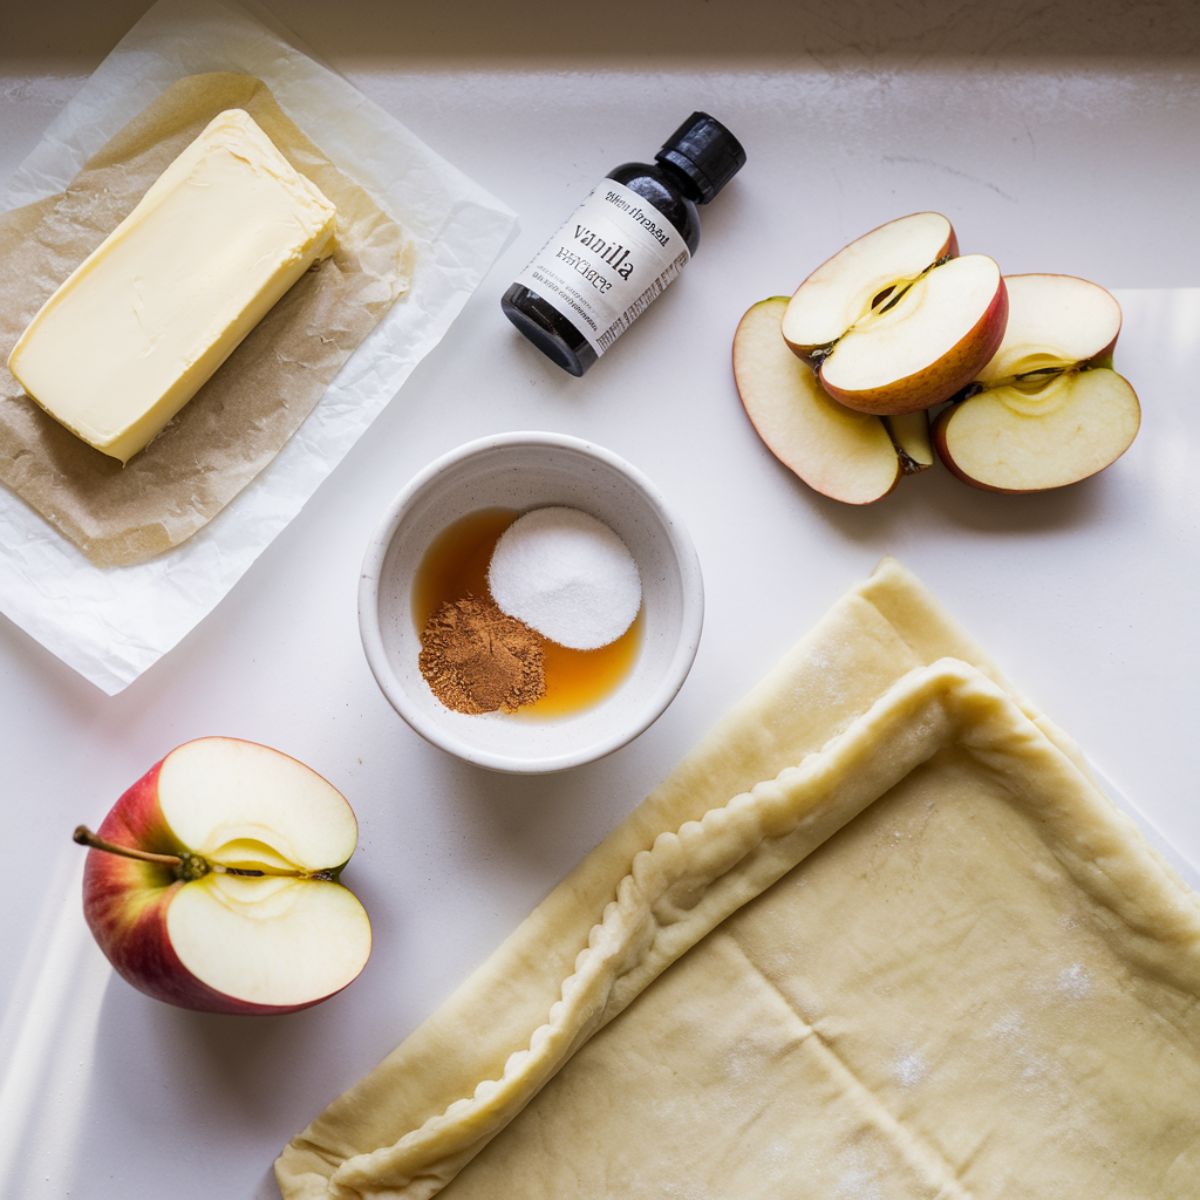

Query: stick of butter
7 108 337 465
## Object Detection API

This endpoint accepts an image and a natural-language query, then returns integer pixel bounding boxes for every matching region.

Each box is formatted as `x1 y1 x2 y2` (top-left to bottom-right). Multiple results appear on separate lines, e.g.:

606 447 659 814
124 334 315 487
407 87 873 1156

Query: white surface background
2 3 1199 1197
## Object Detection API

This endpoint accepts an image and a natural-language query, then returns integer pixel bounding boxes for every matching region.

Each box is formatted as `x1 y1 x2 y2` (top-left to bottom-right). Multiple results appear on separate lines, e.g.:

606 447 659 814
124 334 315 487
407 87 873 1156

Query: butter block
7 109 337 464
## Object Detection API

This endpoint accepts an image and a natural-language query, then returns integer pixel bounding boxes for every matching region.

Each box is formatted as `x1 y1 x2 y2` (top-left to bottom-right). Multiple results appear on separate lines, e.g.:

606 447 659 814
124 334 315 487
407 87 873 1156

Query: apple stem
73 825 184 868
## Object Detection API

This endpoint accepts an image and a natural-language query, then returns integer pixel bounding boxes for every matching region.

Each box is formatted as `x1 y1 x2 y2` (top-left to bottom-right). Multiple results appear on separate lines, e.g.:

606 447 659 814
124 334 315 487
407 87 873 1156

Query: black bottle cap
655 112 746 204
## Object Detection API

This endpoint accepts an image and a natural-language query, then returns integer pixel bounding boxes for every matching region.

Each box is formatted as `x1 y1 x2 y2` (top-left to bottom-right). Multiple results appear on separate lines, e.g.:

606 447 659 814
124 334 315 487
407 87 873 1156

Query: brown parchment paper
0 72 412 567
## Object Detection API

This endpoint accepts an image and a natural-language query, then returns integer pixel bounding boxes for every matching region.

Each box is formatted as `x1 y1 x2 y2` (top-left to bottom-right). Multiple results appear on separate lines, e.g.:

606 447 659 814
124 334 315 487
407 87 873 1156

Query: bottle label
513 180 691 357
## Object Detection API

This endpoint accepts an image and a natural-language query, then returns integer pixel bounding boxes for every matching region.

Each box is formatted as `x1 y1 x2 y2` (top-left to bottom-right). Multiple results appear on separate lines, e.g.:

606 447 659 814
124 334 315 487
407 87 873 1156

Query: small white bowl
359 432 703 774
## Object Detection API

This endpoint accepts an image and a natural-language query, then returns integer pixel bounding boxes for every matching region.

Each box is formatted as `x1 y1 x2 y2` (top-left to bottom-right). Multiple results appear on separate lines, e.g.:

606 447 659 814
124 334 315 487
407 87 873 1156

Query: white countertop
2 4 1198 1197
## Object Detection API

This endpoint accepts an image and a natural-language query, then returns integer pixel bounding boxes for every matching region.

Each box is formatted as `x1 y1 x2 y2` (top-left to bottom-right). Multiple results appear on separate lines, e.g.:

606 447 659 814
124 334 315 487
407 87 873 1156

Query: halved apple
76 737 372 1014
734 297 903 504
935 274 1140 493
782 212 1008 416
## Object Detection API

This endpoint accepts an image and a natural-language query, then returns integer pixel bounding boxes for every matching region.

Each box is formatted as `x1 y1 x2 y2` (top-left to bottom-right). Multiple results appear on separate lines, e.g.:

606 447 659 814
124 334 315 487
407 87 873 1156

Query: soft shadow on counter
9 0 1198 68
922 467 1110 535
89 979 295 1120
83 965 389 1192
422 740 655 876
769 445 1106 545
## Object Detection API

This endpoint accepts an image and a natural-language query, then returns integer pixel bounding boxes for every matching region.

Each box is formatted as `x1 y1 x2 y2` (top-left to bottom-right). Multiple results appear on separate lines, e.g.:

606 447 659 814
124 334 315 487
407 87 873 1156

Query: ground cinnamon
419 593 546 714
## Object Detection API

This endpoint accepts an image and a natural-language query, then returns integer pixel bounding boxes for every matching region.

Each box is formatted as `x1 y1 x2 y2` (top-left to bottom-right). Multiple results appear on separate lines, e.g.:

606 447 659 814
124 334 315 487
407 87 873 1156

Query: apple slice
935 274 1140 493
782 212 1008 416
972 271 1121 385
734 297 902 504
782 212 957 354
76 737 371 1015
884 411 933 474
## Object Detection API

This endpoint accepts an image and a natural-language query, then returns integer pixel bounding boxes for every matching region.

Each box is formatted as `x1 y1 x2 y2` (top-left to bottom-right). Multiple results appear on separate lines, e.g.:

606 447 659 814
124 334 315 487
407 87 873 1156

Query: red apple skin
820 277 1009 416
82 743 361 1016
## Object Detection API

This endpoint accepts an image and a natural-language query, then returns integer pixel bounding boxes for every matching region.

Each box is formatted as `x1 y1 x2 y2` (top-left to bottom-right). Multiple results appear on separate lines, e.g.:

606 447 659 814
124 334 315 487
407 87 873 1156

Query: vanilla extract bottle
501 112 746 376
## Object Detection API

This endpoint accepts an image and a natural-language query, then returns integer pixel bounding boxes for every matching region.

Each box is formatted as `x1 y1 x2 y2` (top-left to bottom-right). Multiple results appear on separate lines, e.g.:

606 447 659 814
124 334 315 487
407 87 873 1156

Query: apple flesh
77 737 371 1015
884 411 933 474
970 271 1121 385
935 274 1140 492
734 297 903 504
782 212 1008 415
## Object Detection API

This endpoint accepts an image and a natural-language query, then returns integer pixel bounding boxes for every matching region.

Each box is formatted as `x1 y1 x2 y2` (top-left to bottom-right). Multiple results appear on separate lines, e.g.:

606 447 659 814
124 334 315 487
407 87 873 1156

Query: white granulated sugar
488 507 642 650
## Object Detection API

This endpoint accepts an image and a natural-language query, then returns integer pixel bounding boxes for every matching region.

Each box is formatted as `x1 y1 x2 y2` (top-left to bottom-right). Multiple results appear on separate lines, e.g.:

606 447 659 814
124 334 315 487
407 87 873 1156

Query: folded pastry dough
277 559 1200 1200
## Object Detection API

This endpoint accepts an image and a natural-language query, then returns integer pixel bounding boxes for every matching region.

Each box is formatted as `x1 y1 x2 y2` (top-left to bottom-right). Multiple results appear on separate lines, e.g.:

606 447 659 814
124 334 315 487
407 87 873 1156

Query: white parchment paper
0 0 516 694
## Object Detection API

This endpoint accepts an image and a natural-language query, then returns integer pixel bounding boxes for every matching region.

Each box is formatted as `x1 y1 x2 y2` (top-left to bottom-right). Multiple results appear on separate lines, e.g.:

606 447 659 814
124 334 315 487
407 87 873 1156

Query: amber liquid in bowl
412 509 643 717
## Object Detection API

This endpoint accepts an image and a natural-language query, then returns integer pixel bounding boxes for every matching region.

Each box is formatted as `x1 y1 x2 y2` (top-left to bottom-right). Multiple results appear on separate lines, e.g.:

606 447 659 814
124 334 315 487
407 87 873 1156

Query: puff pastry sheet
277 560 1200 1199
